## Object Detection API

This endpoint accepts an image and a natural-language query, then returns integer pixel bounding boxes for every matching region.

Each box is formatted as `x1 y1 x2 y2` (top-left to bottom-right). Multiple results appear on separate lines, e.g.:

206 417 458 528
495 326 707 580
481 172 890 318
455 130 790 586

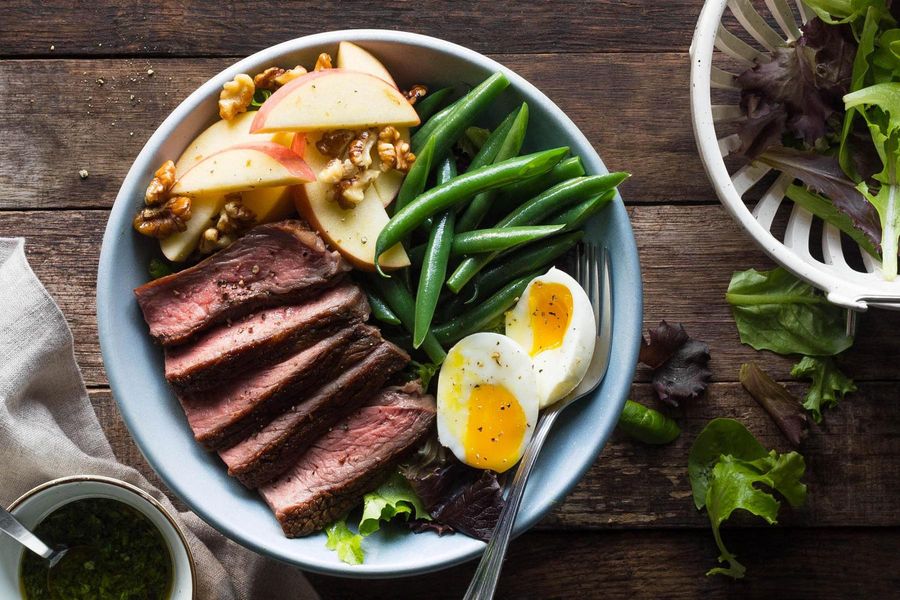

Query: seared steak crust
135 220 350 346
164 282 369 391
259 382 436 537
219 340 409 488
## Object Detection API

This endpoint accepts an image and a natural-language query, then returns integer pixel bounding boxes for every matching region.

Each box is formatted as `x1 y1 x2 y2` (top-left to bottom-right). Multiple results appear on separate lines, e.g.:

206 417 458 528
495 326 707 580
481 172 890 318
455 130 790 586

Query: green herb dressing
20 498 172 599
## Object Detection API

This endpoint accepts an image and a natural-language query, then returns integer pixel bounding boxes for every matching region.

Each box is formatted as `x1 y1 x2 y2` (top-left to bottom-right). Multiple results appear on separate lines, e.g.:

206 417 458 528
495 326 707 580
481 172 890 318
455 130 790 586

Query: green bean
618 400 681 444
365 290 401 326
447 173 628 292
413 158 457 348
414 87 454 123
466 231 583 306
391 136 436 217
549 190 616 231
408 224 565 263
420 154 459 232
457 103 530 232
452 224 564 254
410 72 510 159
491 156 585 218
368 275 446 364
432 271 540 346
465 108 519 171
374 148 568 275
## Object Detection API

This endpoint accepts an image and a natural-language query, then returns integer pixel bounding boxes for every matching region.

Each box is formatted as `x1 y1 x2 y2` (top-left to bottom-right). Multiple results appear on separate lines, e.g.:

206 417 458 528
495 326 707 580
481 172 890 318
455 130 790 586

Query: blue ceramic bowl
96 30 642 578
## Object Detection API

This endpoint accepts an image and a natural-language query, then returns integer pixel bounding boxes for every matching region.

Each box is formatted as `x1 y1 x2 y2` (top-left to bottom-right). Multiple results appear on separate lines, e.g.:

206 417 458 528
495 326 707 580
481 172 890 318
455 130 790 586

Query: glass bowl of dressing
0 476 195 599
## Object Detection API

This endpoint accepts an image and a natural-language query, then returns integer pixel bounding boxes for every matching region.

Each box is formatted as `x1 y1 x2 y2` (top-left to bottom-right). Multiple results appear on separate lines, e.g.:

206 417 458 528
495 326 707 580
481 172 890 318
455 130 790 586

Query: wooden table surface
3 2 899 598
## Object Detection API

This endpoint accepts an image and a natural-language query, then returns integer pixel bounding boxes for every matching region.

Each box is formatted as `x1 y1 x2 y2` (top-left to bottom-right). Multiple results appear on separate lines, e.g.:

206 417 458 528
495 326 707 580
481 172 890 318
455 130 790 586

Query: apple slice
160 194 224 262
293 133 409 271
370 127 410 208
250 69 420 133
171 142 315 196
242 186 295 224
336 41 398 89
175 112 294 176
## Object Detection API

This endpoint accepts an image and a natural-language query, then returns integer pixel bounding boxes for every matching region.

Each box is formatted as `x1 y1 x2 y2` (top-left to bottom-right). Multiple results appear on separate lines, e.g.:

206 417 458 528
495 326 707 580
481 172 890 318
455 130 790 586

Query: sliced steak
135 220 350 346
219 340 409 488
259 382 436 537
181 324 382 451
164 282 369 391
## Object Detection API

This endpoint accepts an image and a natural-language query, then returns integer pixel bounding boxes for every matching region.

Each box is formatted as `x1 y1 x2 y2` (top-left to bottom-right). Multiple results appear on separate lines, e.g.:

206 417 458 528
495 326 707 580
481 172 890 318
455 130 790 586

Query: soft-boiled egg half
437 332 539 472
505 267 596 408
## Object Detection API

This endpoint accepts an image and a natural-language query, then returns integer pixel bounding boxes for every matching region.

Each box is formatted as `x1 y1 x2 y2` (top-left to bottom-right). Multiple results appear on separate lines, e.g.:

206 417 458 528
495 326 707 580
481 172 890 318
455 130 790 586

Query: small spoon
0 505 69 568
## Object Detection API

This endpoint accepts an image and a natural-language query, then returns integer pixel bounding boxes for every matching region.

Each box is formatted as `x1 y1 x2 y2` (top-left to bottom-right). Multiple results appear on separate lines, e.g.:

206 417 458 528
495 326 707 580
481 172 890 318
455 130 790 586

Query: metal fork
463 242 613 600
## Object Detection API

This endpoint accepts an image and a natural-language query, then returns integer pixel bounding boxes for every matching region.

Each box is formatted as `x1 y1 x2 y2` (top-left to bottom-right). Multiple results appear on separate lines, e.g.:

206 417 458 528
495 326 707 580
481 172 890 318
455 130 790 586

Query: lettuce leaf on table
639 321 711 407
790 356 857 422
689 419 807 578
726 267 853 356
739 362 809 447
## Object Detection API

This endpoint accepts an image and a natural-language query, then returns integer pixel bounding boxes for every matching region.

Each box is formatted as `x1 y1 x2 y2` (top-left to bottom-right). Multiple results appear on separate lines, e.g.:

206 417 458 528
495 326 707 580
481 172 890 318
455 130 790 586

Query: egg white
436 332 538 470
505 267 596 408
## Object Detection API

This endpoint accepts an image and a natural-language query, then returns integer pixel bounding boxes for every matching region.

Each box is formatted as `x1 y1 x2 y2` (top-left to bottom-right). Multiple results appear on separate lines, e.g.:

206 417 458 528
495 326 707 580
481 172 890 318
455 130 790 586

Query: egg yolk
528 282 573 356
464 384 527 473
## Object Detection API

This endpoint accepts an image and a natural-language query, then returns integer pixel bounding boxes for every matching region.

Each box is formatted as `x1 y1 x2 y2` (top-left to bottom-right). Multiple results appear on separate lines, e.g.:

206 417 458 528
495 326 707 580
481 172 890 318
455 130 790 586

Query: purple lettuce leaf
739 362 809 447
757 146 883 251
652 339 712 407
736 17 855 157
639 320 690 369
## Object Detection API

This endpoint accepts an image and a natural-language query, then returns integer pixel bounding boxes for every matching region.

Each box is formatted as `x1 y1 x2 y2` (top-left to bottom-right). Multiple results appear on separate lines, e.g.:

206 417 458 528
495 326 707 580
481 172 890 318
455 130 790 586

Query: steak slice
259 382 436 537
135 220 350 346
181 324 382 451
219 340 409 488
164 282 369 391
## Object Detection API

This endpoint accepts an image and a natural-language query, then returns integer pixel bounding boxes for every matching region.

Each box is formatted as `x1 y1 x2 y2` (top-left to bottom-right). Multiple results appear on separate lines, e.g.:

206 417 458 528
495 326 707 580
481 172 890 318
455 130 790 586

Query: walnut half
377 126 416 172
219 74 255 120
133 196 192 239
145 160 177 206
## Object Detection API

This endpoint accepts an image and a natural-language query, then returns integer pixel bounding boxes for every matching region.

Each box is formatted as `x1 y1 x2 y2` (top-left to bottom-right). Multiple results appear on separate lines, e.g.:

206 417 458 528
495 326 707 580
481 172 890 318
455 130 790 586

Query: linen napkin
0 238 320 600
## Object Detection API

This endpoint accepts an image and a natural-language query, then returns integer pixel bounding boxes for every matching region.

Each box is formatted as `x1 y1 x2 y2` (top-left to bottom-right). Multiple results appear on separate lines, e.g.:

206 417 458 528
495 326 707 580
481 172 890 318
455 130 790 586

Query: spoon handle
0 506 54 559
462 406 561 600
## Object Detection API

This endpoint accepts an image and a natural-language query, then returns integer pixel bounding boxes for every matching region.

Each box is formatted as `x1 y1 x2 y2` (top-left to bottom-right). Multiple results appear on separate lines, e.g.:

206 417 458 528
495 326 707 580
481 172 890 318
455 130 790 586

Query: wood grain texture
306 528 900 600
89 373 900 530
3 205 898 387
0 1 698 57
0 54 711 209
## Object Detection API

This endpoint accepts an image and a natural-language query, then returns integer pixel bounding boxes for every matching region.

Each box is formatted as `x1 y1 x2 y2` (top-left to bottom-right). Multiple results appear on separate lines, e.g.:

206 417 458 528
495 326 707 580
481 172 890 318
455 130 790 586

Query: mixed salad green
736 0 900 279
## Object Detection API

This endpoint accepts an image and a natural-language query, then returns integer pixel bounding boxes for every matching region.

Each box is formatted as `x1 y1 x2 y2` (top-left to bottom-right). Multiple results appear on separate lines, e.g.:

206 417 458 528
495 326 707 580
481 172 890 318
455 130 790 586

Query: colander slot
710 66 739 90
752 172 791 230
784 203 814 260
715 24 765 66
764 0 802 41
727 0 786 51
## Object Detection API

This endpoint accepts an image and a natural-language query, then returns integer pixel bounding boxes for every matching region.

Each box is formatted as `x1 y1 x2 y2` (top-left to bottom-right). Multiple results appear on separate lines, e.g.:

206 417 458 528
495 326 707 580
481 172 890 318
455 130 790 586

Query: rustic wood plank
2 205 897 387
89 376 900 530
306 528 900 599
0 54 710 209
1 1 701 57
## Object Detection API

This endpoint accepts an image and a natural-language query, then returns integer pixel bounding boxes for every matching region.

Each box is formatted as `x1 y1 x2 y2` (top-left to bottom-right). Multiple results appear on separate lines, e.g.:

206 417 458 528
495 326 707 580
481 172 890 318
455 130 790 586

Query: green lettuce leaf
785 183 881 258
725 267 853 356
324 519 364 566
790 356 857 421
845 81 900 279
358 472 430 536
688 418 768 510
689 418 807 578
705 451 807 578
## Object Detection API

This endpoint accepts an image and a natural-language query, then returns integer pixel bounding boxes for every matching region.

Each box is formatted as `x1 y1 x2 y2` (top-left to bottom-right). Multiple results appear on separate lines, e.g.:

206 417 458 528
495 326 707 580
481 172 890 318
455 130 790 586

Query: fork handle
462 406 561 600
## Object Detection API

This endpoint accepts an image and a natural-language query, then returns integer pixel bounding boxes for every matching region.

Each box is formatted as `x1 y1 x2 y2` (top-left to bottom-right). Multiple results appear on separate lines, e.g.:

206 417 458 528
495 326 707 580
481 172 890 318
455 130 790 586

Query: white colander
689 0 900 331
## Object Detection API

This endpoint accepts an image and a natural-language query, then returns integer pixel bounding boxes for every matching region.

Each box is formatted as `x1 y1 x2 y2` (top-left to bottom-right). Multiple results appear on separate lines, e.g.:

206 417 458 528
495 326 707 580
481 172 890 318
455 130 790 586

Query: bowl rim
97 28 643 578
6 475 197 598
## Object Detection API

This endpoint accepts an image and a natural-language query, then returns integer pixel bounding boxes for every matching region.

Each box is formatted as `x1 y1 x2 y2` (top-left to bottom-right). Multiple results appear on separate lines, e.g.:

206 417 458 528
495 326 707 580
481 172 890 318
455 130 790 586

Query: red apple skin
290 133 307 159
250 69 419 133
220 141 316 182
